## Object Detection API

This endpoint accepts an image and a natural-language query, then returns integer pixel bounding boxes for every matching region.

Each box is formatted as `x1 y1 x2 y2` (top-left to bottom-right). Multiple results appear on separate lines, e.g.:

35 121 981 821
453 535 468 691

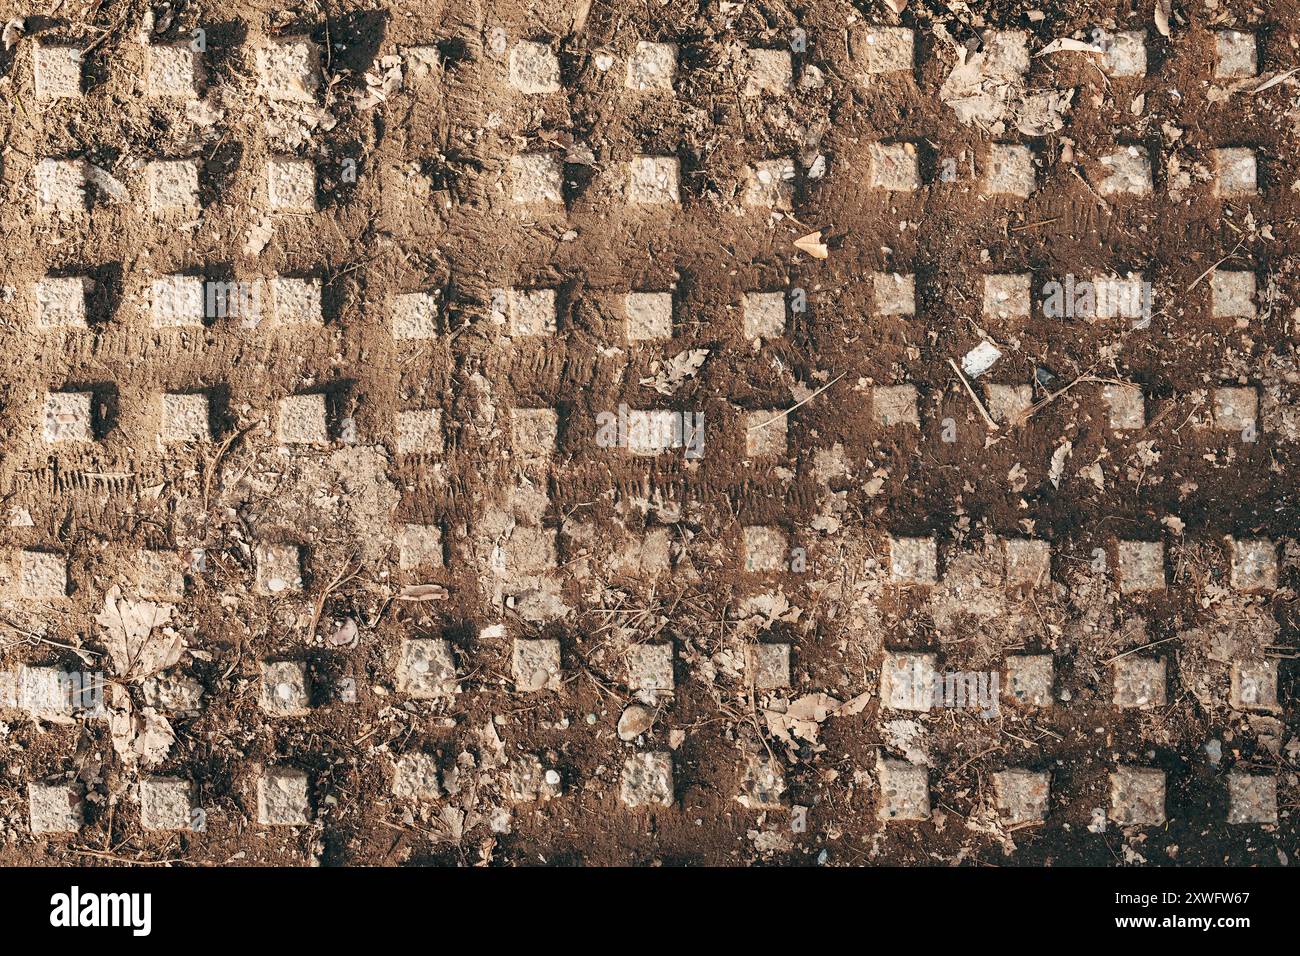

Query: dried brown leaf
1154 0 1171 37
793 230 829 259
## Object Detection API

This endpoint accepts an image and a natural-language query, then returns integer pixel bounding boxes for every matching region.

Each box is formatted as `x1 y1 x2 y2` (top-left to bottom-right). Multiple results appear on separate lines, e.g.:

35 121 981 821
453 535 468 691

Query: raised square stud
746 643 791 690
1213 386 1257 433
873 272 915 316
626 41 676 91
869 142 920 192
627 643 674 702
874 385 919 427
1213 148 1257 198
254 543 303 595
1112 655 1167 708
1110 766 1165 827
1098 146 1153 197
1230 538 1277 592
1215 30 1257 79
625 291 672 341
392 292 439 340
743 48 791 96
510 153 563 204
139 777 194 831
876 757 930 822
260 660 310 717
507 527 558 575
277 394 328 445
270 278 322 326
1230 658 1278 712
985 384 1031 425
36 159 87 215
743 159 794 209
1211 270 1256 319
881 650 937 711
1105 31 1147 77
267 158 316 212
1227 772 1277 824
510 408 557 468
161 393 210 443
1091 274 1149 321
993 769 1050 825
397 524 443 570
147 44 202 98
392 752 441 801
1004 539 1051 588
735 756 787 809
395 638 457 698
19 551 68 599
985 144 1035 197
1102 384 1145 429
257 766 311 825
256 38 320 102
136 550 185 601
890 536 936 584
628 156 680 204
396 409 442 454
860 26 914 75
1116 540 1164 593
1005 655 1053 707
147 159 200 215
34 45 82 99
507 755 563 802
742 291 785 339
151 275 205 328
508 40 560 93
43 392 93 443
35 277 90 328
504 288 557 337
744 411 786 458
983 273 1032 319
619 752 673 807
742 525 787 573
513 638 561 692
28 782 82 834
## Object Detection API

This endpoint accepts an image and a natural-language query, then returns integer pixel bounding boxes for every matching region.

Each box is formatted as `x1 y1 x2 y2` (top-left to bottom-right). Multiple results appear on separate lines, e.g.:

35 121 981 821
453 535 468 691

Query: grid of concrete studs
13 19 1291 843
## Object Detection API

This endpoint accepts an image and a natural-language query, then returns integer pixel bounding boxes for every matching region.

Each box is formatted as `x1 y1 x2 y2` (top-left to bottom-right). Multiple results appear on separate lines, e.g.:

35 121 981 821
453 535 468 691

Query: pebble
617 704 655 741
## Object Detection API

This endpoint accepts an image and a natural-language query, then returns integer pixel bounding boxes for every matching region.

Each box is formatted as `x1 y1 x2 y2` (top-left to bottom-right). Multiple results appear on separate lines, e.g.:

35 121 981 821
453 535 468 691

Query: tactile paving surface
0 0 1297 866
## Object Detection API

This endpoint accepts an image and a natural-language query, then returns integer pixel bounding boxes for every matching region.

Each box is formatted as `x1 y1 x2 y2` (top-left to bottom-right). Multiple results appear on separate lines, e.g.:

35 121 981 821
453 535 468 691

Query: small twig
70 849 187 866
1009 217 1059 232
748 372 845 431
1187 240 1246 292
202 423 257 510
1252 68 1299 94
947 358 998 431
1104 636 1178 665
1012 368 1102 427
306 555 362 639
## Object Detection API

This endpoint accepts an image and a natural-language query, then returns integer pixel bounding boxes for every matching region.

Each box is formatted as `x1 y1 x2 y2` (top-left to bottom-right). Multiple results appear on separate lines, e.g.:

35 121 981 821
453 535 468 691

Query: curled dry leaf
1036 38 1103 56
87 166 129 203
95 586 180 681
2 17 24 50
243 215 275 256
398 583 449 601
1049 440 1073 488
109 701 176 766
763 691 866 746
640 348 709 395
793 230 829 259
884 0 907 13
1154 0 1171 38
